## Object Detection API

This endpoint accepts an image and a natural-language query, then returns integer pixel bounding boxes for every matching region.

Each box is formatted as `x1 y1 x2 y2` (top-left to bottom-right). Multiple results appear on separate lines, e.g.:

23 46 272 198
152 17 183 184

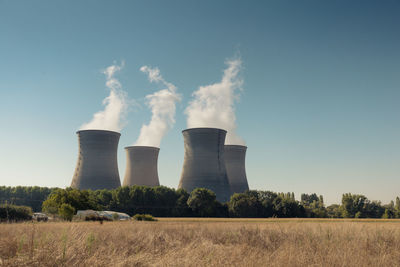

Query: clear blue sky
0 0 399 204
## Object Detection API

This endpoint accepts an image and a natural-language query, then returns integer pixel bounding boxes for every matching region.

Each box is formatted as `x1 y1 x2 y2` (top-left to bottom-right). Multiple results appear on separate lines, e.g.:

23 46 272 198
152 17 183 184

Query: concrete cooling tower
71 130 121 190
178 128 232 202
224 145 249 194
123 146 160 187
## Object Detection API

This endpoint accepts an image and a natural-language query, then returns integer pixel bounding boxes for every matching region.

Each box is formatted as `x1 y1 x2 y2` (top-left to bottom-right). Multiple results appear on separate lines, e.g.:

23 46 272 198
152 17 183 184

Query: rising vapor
185 58 245 145
80 62 128 132
135 66 181 147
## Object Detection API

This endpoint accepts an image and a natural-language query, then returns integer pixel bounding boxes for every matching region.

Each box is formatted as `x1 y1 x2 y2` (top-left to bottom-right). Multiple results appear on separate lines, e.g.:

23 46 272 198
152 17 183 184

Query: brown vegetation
1 219 400 266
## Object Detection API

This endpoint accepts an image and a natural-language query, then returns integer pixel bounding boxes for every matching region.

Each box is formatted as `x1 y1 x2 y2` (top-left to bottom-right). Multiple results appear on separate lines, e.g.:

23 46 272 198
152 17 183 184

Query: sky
0 0 399 204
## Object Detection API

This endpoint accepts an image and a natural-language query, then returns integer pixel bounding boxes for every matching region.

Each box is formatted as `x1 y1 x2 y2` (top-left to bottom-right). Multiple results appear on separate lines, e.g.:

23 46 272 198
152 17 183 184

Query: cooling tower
178 128 232 202
71 130 121 190
224 145 249 194
123 146 160 187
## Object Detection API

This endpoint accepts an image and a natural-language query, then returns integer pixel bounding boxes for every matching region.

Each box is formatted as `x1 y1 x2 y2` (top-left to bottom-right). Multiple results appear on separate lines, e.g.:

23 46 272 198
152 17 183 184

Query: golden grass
157 217 400 223
1 219 400 266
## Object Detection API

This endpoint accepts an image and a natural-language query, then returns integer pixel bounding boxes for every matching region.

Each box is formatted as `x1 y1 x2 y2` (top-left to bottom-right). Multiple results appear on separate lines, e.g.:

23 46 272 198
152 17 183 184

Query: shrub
0 204 32 222
133 214 157 221
59 203 75 221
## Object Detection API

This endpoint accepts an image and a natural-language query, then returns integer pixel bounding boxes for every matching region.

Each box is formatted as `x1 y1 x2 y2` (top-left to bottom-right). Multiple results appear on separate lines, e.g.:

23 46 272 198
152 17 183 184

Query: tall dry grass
1 219 400 266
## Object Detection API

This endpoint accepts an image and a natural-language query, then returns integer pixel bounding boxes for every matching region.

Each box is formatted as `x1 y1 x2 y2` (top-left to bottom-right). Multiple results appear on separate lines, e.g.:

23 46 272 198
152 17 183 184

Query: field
1 218 400 266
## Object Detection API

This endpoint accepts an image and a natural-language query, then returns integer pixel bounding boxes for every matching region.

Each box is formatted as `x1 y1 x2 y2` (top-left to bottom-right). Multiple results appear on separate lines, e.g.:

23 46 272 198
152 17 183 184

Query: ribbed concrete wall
178 128 231 202
224 145 249 194
71 130 121 190
123 146 160 187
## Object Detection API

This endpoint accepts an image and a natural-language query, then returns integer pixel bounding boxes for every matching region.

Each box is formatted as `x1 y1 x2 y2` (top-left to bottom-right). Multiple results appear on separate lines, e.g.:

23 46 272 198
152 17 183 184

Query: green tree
341 193 368 218
42 188 99 214
273 195 303 218
363 201 385 218
301 193 327 218
0 186 54 212
382 209 393 219
174 189 191 217
112 186 133 214
229 193 259 217
94 189 113 210
326 204 342 218
395 197 400 218
152 186 180 216
187 188 216 217
301 193 319 205
59 203 75 221
256 191 277 217
42 198 59 215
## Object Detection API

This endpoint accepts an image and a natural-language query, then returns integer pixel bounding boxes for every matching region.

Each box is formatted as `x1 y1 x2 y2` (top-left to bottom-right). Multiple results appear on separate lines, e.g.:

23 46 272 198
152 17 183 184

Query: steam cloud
185 58 245 145
135 66 181 147
80 62 128 132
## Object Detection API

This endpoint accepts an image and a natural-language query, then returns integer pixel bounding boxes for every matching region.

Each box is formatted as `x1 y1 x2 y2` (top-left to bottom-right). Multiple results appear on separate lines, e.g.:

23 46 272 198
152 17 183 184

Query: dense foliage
0 204 32 222
187 188 217 217
58 203 75 221
42 186 192 217
133 214 157 221
1 186 400 218
0 186 55 212
229 191 304 218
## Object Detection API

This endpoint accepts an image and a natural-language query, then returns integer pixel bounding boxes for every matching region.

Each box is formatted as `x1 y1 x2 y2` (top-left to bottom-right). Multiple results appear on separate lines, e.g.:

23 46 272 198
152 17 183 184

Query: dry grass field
1 218 400 266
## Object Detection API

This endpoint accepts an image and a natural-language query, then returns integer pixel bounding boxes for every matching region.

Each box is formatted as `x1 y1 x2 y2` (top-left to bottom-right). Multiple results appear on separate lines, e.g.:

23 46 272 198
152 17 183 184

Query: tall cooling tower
71 130 121 190
123 146 160 187
224 145 249 194
178 128 232 202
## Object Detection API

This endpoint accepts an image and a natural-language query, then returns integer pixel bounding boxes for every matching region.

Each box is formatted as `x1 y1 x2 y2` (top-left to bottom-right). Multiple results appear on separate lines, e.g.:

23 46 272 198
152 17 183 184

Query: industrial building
123 146 160 187
69 127 249 203
224 145 249 194
71 130 121 190
178 128 232 202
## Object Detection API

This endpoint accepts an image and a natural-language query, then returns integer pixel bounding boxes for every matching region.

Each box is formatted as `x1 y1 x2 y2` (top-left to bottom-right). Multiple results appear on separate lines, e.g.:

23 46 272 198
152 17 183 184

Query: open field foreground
1 219 400 266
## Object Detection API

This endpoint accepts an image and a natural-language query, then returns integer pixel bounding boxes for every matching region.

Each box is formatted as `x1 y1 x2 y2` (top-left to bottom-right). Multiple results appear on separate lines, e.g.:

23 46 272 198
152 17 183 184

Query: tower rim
124 146 160 151
76 129 121 136
182 127 227 133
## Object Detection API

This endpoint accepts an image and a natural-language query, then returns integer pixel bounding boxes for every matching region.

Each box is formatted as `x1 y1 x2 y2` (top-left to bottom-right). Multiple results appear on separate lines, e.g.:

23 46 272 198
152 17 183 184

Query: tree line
0 186 55 212
1 185 400 218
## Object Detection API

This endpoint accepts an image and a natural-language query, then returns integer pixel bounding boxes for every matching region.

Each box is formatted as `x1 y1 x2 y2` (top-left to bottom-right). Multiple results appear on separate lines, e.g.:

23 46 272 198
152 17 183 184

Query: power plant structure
224 145 249 194
71 130 121 190
123 146 160 187
178 128 232 202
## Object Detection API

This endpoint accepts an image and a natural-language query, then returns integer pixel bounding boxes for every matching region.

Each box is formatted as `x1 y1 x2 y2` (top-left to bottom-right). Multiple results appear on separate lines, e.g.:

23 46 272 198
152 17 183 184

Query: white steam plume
80 62 128 132
185 58 245 145
135 66 181 147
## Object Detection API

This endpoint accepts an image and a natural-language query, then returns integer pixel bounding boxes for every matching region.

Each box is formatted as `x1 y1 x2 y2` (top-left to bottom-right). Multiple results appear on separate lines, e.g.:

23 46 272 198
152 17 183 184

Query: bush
133 214 157 221
0 204 32 222
59 203 75 221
